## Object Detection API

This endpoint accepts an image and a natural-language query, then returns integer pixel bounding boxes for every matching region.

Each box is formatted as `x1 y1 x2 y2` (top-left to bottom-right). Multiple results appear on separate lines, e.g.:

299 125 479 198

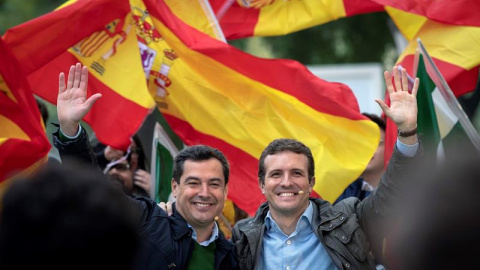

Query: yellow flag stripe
255 0 347 36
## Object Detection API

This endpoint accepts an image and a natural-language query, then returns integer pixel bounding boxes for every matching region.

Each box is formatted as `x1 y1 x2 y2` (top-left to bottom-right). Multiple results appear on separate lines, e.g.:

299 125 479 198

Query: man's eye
187 182 199 186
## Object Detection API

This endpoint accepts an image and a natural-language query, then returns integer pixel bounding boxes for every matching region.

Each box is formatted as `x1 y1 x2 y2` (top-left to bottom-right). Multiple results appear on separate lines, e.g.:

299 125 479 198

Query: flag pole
417 38 480 151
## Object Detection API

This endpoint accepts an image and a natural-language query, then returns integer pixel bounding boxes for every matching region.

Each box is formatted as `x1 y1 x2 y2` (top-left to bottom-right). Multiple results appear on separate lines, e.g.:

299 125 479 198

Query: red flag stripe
371 0 480 27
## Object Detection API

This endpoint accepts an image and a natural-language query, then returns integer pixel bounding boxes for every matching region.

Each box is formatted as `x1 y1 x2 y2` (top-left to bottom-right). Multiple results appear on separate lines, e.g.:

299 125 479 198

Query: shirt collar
265 201 313 231
188 222 219 247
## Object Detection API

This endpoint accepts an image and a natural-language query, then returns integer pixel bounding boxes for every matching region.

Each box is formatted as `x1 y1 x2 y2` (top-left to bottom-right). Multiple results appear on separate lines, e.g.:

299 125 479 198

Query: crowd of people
1 62 478 270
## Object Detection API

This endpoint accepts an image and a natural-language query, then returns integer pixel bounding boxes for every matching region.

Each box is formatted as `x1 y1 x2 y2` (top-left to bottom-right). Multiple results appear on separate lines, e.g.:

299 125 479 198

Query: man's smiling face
172 158 228 229
261 150 314 219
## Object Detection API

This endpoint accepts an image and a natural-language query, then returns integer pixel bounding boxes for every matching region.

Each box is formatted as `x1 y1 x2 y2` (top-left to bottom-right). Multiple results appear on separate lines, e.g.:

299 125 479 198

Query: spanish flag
209 0 384 39
0 39 51 195
139 0 379 214
3 0 155 150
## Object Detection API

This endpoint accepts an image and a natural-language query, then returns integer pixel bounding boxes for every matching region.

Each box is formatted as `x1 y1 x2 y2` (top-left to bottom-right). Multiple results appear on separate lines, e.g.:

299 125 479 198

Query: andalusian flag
209 0 384 39
3 0 155 150
414 42 480 161
138 0 379 214
0 39 51 195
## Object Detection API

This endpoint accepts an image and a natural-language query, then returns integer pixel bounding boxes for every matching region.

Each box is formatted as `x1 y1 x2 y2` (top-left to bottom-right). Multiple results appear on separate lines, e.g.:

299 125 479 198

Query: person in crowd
52 63 237 269
335 113 386 203
0 162 139 270
231 65 421 270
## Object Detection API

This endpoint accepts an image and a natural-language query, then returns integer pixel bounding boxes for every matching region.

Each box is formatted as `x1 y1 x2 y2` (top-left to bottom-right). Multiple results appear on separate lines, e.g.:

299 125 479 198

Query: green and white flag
415 39 480 161
151 122 184 202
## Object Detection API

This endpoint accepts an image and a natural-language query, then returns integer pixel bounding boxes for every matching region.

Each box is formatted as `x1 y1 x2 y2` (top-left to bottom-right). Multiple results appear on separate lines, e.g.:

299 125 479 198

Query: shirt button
329 224 333 228
345 263 351 268
342 236 348 241
286 240 292 245
286 266 291 270
340 216 345 221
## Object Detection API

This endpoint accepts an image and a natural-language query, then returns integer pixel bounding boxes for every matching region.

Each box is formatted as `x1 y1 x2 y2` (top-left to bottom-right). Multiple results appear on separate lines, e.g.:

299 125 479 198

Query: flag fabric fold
0 39 51 194
138 0 379 215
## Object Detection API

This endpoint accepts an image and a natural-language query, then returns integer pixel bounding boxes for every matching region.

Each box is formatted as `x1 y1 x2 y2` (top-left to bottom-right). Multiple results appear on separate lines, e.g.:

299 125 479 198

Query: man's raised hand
57 63 102 136
375 66 419 144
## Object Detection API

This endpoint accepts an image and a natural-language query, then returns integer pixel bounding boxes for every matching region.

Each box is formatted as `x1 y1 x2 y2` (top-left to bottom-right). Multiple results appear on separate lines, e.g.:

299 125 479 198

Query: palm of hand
387 90 418 129
58 89 89 123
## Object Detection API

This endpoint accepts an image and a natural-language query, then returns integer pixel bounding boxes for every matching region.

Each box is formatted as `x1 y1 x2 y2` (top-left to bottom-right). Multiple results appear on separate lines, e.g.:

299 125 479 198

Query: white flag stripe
432 87 458 140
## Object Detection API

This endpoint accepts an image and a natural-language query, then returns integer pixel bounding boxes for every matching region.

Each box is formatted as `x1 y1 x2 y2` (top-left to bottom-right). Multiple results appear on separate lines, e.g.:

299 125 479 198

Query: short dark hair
362 112 385 131
172 145 230 185
0 163 139 270
258 138 314 185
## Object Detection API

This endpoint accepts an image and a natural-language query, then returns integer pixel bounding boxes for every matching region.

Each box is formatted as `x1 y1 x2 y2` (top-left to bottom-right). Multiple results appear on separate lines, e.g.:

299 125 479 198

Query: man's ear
259 179 265 194
224 184 229 199
171 178 178 198
309 177 315 193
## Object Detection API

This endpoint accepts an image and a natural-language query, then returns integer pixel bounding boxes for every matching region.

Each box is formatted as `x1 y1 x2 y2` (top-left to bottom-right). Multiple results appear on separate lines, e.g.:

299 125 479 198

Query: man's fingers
59 72 66 95
384 71 394 95
79 66 89 92
411 78 420 96
166 202 173 216
73 63 82 89
67 65 75 90
84 93 102 112
375 99 390 115
158 202 173 216
401 68 409 91
393 65 402 92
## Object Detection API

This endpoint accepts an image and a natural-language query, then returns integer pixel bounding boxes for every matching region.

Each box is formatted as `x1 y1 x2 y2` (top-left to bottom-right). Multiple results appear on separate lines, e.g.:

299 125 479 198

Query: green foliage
230 12 396 66
0 0 64 34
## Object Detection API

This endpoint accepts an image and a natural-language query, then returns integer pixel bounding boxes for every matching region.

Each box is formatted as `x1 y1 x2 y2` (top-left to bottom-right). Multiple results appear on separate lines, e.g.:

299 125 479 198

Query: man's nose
198 183 211 197
280 174 293 186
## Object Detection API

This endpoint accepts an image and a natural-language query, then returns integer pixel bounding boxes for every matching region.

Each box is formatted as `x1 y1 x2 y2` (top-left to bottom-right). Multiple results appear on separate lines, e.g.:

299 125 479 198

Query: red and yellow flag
0 39 51 195
209 0 384 39
138 0 379 215
3 0 155 150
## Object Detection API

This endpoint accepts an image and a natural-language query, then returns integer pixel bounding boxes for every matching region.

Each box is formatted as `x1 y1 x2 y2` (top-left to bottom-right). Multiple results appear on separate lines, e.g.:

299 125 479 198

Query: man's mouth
278 192 296 197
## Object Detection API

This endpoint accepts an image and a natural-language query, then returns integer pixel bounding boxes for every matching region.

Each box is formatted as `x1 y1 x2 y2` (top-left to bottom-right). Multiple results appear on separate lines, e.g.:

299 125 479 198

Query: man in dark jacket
232 66 421 270
54 63 238 270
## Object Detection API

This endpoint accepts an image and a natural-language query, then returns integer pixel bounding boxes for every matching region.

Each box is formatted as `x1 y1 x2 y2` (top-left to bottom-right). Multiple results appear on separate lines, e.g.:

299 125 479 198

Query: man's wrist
59 124 82 141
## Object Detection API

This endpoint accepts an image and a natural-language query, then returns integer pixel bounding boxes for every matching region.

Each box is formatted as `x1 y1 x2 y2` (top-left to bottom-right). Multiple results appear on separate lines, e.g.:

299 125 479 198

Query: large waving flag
209 0 383 39
137 0 379 215
2 0 155 150
0 39 51 195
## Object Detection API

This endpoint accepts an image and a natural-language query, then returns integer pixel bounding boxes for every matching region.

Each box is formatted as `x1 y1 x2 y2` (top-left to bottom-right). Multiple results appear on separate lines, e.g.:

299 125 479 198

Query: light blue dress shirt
188 222 219 246
258 202 338 270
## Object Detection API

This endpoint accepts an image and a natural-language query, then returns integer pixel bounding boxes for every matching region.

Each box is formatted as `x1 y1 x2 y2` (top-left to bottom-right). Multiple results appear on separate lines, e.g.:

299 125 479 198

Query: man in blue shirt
232 66 421 270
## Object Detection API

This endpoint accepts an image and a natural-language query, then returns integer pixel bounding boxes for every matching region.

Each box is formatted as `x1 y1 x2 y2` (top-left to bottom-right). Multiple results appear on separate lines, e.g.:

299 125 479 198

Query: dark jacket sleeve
52 125 99 170
356 142 423 241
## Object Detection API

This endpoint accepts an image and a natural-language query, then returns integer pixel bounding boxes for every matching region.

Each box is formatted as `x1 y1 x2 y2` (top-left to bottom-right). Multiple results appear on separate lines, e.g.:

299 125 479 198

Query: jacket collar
169 202 192 241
